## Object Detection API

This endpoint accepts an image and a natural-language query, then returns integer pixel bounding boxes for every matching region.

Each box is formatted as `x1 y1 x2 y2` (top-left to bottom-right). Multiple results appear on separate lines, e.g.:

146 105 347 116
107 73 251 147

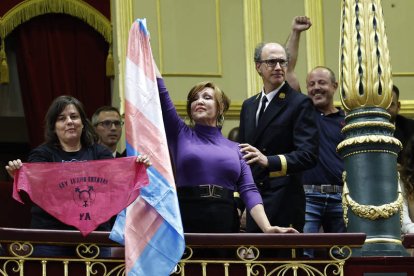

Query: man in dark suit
387 85 414 163
92 106 126 158
238 42 319 234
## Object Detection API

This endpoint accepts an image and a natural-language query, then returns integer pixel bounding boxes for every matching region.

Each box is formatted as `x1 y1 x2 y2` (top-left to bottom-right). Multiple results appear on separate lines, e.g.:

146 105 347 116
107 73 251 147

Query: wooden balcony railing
403 233 414 249
0 227 368 276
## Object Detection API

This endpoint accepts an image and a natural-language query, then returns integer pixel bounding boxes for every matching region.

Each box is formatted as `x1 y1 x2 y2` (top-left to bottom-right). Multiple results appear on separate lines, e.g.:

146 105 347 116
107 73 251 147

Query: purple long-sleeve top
157 78 262 211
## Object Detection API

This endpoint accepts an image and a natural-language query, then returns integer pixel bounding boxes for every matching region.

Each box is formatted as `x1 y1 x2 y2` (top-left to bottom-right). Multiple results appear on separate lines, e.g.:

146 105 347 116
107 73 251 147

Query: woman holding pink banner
154 63 297 235
5 95 151 256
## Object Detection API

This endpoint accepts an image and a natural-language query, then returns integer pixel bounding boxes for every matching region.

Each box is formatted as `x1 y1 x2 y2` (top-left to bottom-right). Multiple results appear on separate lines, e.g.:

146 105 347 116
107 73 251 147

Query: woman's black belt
178 185 233 199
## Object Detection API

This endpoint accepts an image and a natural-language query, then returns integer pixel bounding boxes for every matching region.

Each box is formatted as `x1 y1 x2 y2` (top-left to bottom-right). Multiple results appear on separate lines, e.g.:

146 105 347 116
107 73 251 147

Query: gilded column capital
339 0 393 112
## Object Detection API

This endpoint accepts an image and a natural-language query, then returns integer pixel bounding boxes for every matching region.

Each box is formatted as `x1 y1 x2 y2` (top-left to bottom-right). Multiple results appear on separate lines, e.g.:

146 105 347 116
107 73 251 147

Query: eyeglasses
260 58 288 68
95 120 124 129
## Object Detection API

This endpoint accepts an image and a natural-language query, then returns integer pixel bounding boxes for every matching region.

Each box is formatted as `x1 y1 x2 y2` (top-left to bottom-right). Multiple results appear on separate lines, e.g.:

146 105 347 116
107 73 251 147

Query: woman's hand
263 226 299 234
249 204 299 234
5 159 23 179
136 155 152 168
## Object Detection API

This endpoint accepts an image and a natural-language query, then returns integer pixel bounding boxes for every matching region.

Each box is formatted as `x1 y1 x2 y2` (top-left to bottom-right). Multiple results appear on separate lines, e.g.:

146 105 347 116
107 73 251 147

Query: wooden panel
157 0 221 76
261 0 307 90
383 1 414 74
322 0 341 103
132 0 246 135
382 2 414 101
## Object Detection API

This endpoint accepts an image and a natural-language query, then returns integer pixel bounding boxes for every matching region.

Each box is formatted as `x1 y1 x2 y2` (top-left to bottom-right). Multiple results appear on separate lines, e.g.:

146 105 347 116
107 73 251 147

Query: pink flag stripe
126 21 155 82
109 19 185 276
125 57 164 140
124 199 163 273
124 100 174 185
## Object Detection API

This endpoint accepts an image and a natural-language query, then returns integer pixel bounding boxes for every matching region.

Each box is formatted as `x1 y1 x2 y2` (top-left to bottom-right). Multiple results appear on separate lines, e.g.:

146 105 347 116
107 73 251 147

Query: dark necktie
258 96 268 122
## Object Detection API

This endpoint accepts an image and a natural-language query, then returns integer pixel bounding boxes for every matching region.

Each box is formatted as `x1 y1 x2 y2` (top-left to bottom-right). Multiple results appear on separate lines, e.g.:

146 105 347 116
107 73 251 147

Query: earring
217 114 224 127
186 116 194 127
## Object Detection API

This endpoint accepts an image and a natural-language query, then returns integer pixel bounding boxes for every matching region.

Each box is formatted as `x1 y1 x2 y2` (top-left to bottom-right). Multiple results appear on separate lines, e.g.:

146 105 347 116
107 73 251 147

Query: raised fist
292 16 312 32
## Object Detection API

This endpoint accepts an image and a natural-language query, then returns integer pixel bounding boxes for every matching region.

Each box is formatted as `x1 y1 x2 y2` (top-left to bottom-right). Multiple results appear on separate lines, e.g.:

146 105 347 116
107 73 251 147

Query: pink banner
13 156 149 236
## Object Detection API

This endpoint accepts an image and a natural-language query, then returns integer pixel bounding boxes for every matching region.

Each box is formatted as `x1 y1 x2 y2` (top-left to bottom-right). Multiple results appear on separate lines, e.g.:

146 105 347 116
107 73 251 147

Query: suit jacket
239 82 319 188
240 82 318 232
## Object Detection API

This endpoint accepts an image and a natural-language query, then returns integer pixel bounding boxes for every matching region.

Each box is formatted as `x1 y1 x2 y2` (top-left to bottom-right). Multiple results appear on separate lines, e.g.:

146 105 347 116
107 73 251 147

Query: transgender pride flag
110 19 185 275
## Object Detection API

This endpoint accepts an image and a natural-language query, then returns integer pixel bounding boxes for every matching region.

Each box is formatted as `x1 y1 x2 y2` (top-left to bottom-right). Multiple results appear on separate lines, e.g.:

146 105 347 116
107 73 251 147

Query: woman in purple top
155 64 297 234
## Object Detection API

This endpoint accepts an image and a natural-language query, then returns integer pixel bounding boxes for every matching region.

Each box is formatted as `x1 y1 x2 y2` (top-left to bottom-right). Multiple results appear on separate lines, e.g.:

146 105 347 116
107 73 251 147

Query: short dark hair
254 43 266 62
92 106 121 126
44 95 96 147
309 66 337 83
392 84 400 99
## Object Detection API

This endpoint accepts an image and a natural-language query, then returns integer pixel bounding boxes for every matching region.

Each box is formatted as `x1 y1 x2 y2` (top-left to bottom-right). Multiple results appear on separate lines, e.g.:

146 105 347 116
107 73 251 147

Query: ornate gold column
338 0 407 256
243 0 262 97
304 0 325 71
112 0 133 114
112 0 133 153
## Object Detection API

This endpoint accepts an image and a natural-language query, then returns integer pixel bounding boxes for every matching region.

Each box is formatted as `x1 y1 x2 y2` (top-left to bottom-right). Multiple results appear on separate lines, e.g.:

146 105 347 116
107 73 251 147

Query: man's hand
292 16 312 32
239 143 268 168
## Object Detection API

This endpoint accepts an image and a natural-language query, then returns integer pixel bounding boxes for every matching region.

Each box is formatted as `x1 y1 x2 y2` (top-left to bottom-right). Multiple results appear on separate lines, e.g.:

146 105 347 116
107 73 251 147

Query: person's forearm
285 30 301 72
285 30 302 91
249 204 271 232
285 16 311 73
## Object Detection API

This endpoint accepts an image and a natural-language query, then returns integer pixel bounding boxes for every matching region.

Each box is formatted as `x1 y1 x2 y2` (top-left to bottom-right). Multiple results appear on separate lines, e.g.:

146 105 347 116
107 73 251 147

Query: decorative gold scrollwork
172 244 351 276
173 262 184 274
341 149 398 159
236 246 259 261
345 110 391 120
1 259 22 275
337 135 402 152
342 172 402 224
341 121 395 134
250 257 347 276
181 246 194 260
76 243 100 259
105 264 126 275
328 245 352 261
88 262 108 275
8 242 33 257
